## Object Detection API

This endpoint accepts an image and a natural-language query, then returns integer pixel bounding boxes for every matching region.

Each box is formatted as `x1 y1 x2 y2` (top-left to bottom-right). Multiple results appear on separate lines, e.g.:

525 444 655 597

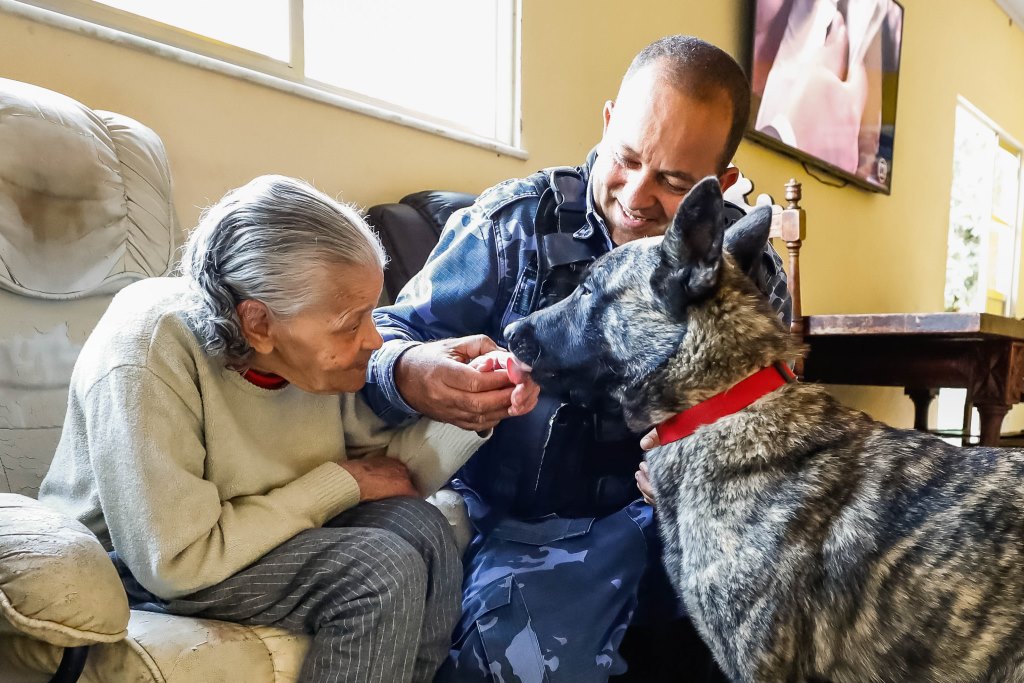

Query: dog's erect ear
655 176 725 312
724 205 772 276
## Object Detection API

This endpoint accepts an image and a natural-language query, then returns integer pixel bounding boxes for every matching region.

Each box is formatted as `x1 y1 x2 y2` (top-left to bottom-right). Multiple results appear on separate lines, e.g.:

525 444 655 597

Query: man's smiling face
590 61 734 246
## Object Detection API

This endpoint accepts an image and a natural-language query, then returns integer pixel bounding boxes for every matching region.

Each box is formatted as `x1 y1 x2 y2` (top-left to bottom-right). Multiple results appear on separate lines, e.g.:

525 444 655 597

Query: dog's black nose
504 318 540 366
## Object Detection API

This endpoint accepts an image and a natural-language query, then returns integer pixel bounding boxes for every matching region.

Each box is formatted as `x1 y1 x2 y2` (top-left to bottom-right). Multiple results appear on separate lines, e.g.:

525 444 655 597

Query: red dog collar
655 363 795 445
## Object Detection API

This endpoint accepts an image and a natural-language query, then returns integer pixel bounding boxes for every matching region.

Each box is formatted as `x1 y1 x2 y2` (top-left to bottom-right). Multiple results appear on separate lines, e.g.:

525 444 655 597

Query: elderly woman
38 175 531 682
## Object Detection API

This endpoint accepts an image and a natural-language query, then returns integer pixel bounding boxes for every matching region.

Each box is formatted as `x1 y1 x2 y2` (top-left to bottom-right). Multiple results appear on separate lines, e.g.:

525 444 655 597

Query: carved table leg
976 403 1011 447
905 387 939 432
968 340 1024 447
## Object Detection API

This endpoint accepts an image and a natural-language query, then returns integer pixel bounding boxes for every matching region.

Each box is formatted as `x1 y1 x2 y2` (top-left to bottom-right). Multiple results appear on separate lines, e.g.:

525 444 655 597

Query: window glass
304 0 511 138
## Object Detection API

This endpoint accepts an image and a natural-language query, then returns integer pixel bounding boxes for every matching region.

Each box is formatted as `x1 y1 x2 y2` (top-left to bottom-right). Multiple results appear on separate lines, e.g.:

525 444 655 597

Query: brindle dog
505 177 1024 683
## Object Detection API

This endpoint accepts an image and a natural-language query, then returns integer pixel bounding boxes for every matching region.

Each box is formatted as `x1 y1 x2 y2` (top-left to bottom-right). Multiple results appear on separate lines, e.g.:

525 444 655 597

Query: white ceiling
994 0 1024 28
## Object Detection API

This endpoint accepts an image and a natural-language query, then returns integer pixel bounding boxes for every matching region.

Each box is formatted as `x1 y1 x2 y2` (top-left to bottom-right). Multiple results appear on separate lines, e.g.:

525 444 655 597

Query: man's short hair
625 35 751 174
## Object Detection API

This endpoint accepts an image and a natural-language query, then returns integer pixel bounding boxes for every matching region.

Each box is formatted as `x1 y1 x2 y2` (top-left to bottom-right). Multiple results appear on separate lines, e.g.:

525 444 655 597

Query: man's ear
236 300 274 354
724 205 773 276
653 176 725 313
602 100 614 135
718 166 740 193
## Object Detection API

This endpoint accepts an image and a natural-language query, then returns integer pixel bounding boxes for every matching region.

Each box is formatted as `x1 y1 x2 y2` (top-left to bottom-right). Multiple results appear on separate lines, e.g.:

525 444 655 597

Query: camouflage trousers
435 495 663 682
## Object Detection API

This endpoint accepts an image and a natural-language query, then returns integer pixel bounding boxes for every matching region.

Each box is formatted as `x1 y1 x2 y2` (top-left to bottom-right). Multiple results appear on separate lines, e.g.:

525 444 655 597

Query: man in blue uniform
363 35 792 682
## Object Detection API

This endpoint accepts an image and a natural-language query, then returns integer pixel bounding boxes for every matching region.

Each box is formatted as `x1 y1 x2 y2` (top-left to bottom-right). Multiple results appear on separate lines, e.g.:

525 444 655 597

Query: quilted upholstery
0 77 177 300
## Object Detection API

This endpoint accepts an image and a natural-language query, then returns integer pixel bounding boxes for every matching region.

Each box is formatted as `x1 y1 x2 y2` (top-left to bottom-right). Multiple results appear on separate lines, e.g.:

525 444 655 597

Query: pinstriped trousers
158 497 462 683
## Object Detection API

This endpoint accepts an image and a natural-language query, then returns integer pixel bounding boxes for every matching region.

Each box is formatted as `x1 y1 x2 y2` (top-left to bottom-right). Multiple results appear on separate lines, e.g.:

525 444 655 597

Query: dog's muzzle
504 318 540 367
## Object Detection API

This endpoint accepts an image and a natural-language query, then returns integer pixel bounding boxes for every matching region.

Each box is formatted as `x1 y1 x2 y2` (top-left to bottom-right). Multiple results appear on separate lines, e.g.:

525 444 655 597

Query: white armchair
0 77 313 683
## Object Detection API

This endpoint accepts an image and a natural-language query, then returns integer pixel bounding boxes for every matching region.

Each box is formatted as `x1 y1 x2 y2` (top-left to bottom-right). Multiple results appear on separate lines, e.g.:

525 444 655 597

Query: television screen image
749 0 905 193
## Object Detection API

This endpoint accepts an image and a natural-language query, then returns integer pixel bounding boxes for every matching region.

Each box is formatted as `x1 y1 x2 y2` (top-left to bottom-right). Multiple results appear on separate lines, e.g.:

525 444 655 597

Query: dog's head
505 176 798 429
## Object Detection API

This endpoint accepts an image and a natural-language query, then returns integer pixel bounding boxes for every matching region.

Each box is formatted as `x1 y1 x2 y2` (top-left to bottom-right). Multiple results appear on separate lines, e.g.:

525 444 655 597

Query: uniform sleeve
758 244 794 327
363 201 505 424
341 394 490 497
86 364 360 600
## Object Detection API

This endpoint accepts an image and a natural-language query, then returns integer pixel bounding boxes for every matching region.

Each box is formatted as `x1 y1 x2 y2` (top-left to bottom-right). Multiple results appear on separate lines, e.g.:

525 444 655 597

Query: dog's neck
621 266 800 430
655 363 796 444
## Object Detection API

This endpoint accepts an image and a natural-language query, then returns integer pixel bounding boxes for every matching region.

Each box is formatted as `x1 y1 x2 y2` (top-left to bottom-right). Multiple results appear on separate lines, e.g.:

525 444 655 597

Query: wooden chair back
723 174 807 341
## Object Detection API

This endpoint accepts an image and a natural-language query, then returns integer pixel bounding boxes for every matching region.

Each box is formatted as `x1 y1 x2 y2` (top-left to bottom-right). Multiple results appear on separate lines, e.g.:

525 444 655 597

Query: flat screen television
747 0 905 194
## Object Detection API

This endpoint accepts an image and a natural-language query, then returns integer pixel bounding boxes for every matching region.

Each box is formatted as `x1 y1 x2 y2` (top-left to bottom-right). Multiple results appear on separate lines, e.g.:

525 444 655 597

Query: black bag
366 190 476 303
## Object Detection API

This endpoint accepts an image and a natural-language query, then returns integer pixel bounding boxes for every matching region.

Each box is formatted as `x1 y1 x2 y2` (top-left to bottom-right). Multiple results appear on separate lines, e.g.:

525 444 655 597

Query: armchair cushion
0 77 178 300
0 612 308 683
0 494 129 647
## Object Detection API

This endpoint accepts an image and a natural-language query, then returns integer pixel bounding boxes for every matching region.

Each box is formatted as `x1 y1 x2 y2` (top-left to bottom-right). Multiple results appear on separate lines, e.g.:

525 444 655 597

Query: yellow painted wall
1 0 1023 428
732 0 1024 426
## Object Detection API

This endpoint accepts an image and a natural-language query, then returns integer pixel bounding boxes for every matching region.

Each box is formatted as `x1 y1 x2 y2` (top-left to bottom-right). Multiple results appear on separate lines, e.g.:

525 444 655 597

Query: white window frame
937 96 1024 440
948 96 1024 315
1 0 526 158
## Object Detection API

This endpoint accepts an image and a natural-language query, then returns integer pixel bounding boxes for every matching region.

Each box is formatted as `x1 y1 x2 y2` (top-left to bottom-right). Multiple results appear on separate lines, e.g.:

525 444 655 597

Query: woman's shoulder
75 277 202 382
110 277 193 314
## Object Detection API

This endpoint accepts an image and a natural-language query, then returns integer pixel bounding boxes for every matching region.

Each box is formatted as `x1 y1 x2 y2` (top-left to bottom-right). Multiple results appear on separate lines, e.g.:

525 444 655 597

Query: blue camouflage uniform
363 152 792 682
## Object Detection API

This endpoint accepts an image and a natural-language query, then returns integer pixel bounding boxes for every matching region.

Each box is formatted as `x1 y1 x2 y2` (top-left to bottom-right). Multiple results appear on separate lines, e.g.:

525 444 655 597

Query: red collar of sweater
655 363 796 445
240 367 289 390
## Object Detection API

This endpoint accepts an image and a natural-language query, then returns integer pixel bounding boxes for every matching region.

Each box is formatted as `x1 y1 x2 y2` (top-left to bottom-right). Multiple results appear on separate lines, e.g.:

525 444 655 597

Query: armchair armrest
0 494 129 648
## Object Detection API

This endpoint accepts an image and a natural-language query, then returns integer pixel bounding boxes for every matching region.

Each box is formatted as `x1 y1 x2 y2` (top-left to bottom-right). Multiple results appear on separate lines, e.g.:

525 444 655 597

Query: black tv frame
743 0 905 194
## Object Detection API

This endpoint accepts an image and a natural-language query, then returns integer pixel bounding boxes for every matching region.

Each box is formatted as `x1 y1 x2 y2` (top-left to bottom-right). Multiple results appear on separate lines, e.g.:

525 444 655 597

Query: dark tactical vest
457 166 644 521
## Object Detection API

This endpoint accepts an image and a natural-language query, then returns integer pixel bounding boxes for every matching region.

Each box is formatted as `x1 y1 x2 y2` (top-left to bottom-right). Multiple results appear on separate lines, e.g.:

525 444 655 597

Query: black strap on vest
492 167 643 518
529 167 603 312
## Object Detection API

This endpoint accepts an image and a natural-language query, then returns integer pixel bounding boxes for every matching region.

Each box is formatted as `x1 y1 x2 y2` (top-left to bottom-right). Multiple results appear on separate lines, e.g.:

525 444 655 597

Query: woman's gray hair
178 175 386 365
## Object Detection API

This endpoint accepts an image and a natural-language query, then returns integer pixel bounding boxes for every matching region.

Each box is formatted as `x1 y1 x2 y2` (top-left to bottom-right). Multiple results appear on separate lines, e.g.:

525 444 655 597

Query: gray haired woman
39 175 502 683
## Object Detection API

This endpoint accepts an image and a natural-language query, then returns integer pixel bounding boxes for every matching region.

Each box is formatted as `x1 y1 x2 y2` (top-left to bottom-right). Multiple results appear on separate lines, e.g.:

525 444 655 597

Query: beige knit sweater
39 278 488 599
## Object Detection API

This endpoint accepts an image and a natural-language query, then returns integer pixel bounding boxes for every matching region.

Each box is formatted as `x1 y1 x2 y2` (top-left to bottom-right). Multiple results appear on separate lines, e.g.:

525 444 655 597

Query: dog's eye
579 283 592 296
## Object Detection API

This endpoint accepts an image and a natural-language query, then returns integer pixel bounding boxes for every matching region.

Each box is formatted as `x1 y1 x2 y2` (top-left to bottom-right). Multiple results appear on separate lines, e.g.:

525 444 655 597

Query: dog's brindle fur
505 178 1024 682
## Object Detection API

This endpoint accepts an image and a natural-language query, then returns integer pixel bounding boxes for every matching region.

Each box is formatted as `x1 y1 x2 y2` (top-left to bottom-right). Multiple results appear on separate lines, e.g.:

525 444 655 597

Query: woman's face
262 263 384 394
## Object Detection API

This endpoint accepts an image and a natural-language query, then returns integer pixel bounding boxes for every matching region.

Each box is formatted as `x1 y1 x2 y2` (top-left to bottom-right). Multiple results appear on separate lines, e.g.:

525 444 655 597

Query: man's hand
340 455 419 502
395 335 537 431
636 428 660 506
467 349 540 418
635 461 656 507
639 428 660 451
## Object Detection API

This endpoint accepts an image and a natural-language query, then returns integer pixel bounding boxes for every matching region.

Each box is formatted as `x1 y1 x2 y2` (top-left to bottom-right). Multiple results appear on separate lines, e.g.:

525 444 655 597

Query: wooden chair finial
785 179 802 209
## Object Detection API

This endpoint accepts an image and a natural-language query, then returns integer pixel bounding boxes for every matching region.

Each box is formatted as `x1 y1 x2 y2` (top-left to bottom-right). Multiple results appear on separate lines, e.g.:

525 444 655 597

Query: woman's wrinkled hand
340 455 419 501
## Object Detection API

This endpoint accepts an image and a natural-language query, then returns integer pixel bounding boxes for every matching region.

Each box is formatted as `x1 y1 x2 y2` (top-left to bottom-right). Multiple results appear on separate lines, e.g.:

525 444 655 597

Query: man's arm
364 197 537 430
